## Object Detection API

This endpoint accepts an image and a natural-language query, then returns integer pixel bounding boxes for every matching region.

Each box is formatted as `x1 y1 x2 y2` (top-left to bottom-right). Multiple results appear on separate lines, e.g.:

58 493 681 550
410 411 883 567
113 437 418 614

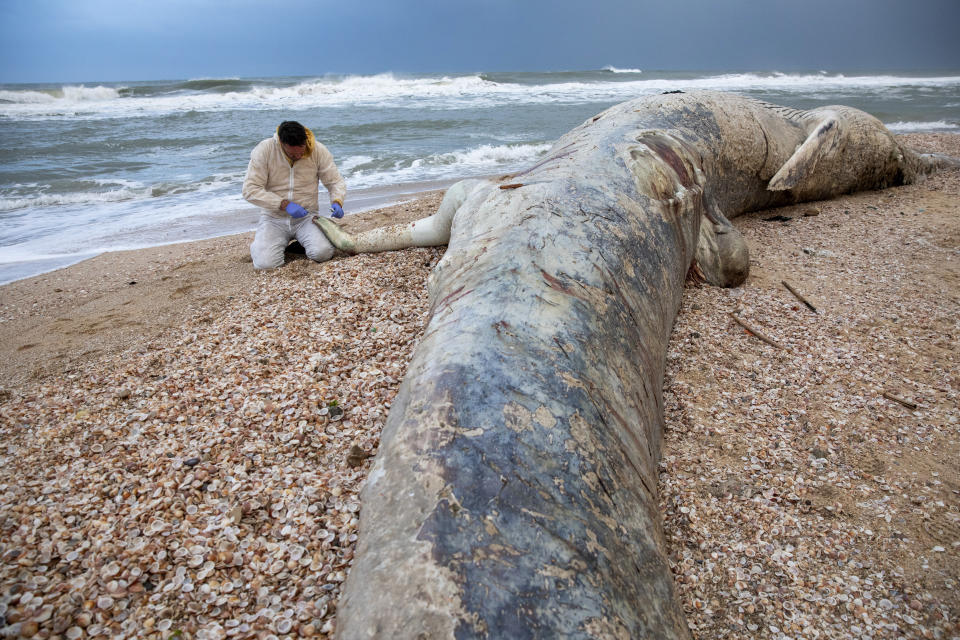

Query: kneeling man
242 121 346 269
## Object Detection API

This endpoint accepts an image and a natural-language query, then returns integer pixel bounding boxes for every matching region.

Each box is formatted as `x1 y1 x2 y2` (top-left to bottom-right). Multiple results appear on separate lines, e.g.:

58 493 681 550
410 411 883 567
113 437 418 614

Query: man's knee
250 240 285 270
297 221 335 263
306 243 334 263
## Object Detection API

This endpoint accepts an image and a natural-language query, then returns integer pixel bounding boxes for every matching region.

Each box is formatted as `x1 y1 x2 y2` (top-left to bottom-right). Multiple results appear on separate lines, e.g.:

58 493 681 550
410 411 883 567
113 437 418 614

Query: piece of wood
882 392 918 410
781 280 818 313
729 313 787 350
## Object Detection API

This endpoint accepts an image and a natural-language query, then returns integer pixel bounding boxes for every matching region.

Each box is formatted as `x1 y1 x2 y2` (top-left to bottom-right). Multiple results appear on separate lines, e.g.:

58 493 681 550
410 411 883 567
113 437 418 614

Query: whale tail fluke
313 180 483 256
313 216 359 254
314 216 425 254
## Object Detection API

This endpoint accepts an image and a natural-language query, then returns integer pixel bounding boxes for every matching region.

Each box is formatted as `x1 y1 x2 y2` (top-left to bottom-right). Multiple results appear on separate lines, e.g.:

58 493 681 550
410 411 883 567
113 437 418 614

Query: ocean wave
3 71 959 120
0 184 153 212
602 66 643 74
0 89 59 104
248 73 494 102
0 85 122 104
419 143 554 168
62 85 123 101
667 72 960 92
344 143 552 189
175 78 251 93
339 155 376 174
886 120 960 133
0 174 239 212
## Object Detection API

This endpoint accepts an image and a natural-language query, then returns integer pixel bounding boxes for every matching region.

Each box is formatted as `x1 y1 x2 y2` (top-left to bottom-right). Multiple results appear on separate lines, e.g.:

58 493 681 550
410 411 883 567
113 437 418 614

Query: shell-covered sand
0 135 957 638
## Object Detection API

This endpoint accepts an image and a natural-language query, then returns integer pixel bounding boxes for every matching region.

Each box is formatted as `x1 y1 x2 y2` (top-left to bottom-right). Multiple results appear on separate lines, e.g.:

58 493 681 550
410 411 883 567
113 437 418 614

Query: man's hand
285 202 309 218
330 202 344 218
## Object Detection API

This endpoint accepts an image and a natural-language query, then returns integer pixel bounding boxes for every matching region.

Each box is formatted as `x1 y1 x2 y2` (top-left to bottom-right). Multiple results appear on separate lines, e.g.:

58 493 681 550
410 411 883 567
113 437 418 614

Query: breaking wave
886 120 960 133
344 142 553 189
0 175 239 212
3 71 959 120
0 85 122 104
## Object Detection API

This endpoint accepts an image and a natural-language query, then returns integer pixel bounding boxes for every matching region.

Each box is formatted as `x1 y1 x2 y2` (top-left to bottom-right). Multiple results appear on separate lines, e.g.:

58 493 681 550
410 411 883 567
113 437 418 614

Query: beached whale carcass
322 91 942 638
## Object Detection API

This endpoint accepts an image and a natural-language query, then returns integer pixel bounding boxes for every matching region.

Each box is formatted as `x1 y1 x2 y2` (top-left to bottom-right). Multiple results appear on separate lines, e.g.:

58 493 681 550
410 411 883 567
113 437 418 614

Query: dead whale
324 91 947 639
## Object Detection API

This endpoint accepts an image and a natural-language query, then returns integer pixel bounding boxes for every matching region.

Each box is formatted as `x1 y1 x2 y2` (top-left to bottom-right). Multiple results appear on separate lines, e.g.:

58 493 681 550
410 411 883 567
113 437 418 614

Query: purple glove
330 202 344 218
285 202 309 218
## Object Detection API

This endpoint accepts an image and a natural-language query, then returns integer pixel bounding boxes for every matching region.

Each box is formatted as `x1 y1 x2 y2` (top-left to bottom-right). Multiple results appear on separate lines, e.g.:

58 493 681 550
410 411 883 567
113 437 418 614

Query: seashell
34 604 54 622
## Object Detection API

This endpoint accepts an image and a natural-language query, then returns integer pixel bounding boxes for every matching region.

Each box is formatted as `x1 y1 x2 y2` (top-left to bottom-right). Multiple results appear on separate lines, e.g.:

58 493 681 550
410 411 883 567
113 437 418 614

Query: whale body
325 91 944 639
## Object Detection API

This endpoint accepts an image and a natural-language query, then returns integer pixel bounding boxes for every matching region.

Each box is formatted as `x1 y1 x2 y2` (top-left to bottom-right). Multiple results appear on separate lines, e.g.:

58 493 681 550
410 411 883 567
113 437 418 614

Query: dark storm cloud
1 0 958 82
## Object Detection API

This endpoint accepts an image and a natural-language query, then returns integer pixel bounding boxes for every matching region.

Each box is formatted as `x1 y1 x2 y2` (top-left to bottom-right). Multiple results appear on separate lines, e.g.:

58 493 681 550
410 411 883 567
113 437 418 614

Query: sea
1 68 958 284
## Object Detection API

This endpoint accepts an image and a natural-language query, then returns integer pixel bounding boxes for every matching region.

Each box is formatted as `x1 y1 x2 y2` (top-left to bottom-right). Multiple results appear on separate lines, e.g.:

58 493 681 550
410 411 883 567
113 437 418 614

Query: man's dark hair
278 121 308 146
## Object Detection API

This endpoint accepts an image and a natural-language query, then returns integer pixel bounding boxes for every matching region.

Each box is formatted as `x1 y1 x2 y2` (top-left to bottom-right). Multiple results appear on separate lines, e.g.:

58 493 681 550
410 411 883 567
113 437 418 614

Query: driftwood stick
781 280 818 313
882 391 918 410
730 313 787 350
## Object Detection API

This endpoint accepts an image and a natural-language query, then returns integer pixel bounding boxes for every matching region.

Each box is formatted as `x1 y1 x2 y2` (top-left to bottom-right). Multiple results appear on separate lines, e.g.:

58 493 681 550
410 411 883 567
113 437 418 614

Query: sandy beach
0 133 957 638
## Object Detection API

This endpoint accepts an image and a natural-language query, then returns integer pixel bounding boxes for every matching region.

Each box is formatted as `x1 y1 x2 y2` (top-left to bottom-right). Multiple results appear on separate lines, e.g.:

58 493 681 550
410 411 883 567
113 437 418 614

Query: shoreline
0 190 444 388
0 134 958 637
0 178 467 287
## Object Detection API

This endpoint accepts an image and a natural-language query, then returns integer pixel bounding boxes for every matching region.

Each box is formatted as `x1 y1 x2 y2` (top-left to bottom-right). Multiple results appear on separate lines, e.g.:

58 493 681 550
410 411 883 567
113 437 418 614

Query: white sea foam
425 143 554 167
3 72 959 120
0 187 252 267
0 186 148 212
0 89 58 103
0 173 240 212
339 155 376 173
0 85 121 104
346 143 552 189
602 66 643 73
886 120 960 133
60 85 123 101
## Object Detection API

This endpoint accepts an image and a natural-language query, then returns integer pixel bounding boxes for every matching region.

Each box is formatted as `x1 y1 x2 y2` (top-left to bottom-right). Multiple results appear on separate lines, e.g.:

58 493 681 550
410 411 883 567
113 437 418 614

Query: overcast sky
1 0 958 83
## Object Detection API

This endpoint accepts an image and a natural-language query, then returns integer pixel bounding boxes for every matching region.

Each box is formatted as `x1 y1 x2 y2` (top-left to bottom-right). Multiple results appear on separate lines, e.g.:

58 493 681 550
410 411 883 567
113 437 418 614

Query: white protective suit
242 127 347 269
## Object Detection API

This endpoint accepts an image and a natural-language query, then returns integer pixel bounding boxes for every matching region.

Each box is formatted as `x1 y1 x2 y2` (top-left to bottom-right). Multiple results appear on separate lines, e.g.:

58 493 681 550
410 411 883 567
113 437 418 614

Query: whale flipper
695 200 749 287
768 113 841 191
